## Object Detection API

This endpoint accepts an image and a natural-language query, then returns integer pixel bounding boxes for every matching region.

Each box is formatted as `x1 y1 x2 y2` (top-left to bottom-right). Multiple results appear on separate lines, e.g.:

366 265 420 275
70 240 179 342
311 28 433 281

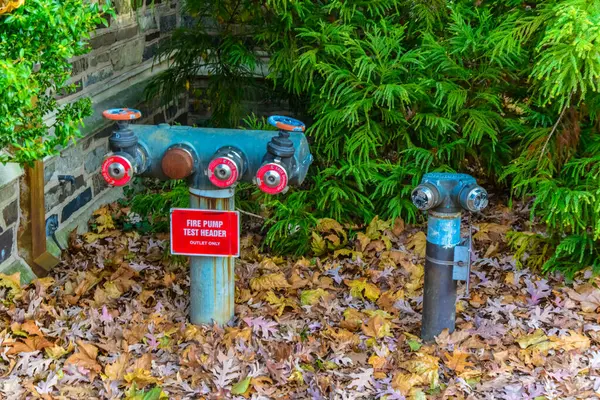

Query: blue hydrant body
412 172 488 341
100 110 312 325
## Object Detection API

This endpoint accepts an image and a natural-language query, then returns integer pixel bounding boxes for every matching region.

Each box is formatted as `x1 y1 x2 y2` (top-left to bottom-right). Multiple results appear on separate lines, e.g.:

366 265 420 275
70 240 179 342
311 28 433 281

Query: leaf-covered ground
1 201 600 399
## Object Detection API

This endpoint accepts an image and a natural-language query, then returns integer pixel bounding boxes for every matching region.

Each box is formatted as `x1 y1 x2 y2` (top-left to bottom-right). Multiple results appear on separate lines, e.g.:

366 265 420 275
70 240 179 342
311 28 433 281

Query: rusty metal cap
161 147 195 179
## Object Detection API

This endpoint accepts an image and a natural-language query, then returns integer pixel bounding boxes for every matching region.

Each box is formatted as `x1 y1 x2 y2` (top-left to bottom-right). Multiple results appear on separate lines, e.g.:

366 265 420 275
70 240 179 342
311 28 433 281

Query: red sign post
170 208 240 257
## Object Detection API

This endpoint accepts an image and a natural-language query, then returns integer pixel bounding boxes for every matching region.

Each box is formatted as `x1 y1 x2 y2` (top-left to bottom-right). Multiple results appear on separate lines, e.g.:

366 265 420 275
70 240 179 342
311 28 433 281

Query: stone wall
187 77 291 127
0 0 188 281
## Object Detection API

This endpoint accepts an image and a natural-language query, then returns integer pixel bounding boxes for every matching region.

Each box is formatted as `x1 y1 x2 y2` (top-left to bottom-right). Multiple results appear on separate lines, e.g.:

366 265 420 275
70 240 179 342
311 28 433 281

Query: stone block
44 160 55 184
0 228 13 264
117 25 138 42
160 14 177 33
61 187 93 223
0 181 17 205
58 145 86 174
111 39 144 71
0 259 36 285
142 42 158 61
174 112 188 125
182 15 196 29
166 104 178 120
90 31 117 49
85 144 109 174
85 66 114 87
92 173 109 196
94 125 114 140
3 201 18 227
139 11 158 32
114 0 132 14
145 31 160 42
90 51 110 68
45 175 86 212
71 57 89 76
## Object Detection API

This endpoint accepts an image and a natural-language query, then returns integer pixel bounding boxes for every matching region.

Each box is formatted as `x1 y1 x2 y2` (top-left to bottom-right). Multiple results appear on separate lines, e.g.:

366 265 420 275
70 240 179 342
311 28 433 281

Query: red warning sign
170 208 240 257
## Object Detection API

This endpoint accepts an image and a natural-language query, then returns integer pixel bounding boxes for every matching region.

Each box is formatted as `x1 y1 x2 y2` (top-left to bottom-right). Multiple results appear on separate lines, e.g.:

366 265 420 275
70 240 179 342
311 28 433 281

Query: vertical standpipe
189 189 235 325
411 173 488 342
422 211 461 342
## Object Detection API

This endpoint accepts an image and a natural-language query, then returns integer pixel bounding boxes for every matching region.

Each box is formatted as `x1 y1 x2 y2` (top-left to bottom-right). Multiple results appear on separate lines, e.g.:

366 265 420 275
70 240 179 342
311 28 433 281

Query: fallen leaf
345 278 381 301
250 272 290 291
124 368 161 388
7 336 54 355
400 352 440 388
516 329 549 349
105 353 129 381
392 372 423 395
65 341 102 379
443 350 473 373
231 376 251 395
550 330 590 351
406 232 426 258
361 315 392 338
300 288 328 306
0 272 22 299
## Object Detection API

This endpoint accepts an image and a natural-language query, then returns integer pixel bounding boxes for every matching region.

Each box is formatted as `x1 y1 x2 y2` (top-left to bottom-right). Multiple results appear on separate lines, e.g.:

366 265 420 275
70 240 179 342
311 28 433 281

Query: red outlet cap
101 155 134 186
208 157 239 188
255 163 288 194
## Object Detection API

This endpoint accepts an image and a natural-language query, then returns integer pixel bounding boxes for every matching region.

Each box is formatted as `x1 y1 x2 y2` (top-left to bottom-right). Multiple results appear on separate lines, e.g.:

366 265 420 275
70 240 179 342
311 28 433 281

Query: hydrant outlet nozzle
459 184 488 212
207 148 246 188
255 162 288 194
411 183 441 211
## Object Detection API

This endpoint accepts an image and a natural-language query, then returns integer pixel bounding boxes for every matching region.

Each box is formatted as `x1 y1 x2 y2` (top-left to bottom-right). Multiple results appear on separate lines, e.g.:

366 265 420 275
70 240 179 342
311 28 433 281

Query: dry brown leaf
368 355 386 370
550 331 591 351
356 232 371 252
65 341 102 379
105 353 129 381
406 232 426 258
250 272 290 291
131 353 153 371
443 350 473 373
516 329 548 349
473 223 510 242
400 352 440 388
124 368 161 388
7 336 54 355
391 372 424 395
392 217 405 236
361 315 392 338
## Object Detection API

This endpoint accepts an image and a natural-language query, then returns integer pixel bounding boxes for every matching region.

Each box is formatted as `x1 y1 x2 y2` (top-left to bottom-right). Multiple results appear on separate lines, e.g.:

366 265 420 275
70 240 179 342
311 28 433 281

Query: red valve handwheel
207 157 239 188
101 155 134 186
255 163 288 194
102 108 142 121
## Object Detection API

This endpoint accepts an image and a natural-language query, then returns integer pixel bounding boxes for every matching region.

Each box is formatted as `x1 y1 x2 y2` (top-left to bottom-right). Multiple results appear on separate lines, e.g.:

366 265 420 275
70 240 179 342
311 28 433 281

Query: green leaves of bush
0 0 109 165
148 0 600 273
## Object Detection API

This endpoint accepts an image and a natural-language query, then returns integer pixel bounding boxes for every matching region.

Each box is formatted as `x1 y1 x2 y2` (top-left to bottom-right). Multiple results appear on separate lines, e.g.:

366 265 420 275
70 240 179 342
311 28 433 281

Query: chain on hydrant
99 109 313 325
411 173 488 342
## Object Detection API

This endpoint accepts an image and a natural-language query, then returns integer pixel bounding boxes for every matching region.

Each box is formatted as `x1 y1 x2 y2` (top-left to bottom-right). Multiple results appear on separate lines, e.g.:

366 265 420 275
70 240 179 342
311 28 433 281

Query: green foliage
147 0 600 272
0 0 110 165
130 179 189 232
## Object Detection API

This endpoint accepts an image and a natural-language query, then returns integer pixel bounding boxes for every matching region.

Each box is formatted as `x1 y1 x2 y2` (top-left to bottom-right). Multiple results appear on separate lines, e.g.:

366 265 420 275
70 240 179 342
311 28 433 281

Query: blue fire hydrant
99 109 312 325
411 173 488 341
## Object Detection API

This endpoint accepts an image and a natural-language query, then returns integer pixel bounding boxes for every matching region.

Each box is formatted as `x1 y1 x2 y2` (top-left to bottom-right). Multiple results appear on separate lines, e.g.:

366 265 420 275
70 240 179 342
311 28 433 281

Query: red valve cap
208 157 239 188
101 155 134 186
256 163 288 194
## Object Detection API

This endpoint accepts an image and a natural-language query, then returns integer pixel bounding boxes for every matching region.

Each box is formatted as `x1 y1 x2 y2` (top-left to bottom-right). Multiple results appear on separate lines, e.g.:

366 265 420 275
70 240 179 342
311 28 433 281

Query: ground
0 201 599 399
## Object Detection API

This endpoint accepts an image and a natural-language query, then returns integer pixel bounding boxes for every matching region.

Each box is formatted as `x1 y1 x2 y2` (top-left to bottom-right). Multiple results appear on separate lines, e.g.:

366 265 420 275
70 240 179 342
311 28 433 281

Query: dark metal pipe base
421 242 458 342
